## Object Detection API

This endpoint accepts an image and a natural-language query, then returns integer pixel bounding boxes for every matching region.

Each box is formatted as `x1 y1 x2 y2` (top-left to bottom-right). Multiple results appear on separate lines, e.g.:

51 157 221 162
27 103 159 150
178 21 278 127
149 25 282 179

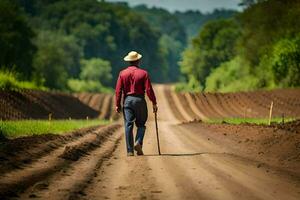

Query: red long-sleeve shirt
115 66 157 107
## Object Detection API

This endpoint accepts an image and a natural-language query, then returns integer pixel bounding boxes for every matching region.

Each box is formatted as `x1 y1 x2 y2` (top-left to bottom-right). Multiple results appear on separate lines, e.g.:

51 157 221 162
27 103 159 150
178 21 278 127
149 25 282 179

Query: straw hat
124 51 142 62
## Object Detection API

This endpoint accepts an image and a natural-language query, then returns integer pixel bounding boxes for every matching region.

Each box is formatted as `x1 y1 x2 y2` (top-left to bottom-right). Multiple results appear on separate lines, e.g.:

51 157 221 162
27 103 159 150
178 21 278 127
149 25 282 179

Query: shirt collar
128 65 139 68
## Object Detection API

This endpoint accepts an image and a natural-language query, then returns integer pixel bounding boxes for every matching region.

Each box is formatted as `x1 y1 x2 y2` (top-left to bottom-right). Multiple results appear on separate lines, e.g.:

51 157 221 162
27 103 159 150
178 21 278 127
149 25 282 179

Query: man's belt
126 94 145 98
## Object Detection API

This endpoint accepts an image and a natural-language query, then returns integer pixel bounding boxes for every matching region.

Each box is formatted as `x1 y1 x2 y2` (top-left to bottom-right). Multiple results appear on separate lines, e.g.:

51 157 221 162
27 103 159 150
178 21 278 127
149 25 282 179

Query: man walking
115 51 158 156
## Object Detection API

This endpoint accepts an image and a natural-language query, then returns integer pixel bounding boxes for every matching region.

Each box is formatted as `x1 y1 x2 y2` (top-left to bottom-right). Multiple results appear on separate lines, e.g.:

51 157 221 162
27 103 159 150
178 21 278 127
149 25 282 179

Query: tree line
0 0 235 92
179 0 300 92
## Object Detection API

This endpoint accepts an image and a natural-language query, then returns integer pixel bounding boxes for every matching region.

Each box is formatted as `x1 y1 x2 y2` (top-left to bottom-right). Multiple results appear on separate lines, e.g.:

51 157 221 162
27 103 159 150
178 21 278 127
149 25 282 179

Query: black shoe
134 143 144 156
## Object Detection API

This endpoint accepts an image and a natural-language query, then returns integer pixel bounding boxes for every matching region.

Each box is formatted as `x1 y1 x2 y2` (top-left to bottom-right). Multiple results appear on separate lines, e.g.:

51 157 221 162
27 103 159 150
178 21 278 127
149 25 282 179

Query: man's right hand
153 104 158 113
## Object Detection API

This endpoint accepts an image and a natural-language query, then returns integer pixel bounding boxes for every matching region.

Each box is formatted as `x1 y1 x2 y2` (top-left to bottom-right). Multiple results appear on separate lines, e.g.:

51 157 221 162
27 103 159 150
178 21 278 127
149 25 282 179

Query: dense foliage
0 71 45 90
0 0 236 91
68 58 113 93
180 19 240 88
179 0 300 92
134 5 187 81
0 0 167 91
0 0 36 78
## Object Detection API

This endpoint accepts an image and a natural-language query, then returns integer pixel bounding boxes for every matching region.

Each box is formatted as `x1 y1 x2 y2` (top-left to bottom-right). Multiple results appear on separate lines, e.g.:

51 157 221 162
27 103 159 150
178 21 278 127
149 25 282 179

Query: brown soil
0 90 99 120
0 124 121 199
74 93 120 120
0 85 299 200
173 89 300 121
180 120 300 176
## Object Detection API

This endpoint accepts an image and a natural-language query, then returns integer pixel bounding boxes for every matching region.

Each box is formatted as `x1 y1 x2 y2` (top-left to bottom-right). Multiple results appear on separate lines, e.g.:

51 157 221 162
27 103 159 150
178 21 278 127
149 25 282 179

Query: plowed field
0 90 118 120
74 93 119 120
0 85 300 200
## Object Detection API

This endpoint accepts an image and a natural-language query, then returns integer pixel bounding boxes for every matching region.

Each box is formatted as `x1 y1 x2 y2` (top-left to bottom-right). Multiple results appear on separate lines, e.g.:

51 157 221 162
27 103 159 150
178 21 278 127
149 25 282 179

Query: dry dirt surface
0 85 300 200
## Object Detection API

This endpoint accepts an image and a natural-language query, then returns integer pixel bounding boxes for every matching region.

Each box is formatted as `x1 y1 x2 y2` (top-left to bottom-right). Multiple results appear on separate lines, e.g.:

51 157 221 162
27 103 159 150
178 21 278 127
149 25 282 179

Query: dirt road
1 85 300 200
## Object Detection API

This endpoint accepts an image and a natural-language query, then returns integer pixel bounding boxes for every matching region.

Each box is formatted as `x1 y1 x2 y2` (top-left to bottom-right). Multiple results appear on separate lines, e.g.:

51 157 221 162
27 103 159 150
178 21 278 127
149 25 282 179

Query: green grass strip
205 117 296 125
0 119 109 138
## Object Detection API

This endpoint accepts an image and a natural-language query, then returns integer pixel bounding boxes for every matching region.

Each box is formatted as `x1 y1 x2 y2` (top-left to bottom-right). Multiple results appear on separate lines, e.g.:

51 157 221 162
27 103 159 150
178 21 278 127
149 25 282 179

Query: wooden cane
154 112 161 155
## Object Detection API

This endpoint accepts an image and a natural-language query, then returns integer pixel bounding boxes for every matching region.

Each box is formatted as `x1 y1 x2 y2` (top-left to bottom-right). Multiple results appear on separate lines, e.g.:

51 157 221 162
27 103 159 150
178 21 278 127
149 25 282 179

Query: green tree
159 34 183 81
0 0 36 78
205 57 259 92
238 0 300 66
80 58 112 86
33 31 82 90
271 37 300 87
134 5 186 81
179 0 300 92
134 5 187 45
68 58 112 93
35 0 167 83
180 19 241 89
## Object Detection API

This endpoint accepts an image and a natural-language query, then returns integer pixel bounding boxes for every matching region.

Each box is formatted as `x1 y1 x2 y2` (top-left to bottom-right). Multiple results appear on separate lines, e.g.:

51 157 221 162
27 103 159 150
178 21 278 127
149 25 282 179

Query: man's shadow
143 152 221 157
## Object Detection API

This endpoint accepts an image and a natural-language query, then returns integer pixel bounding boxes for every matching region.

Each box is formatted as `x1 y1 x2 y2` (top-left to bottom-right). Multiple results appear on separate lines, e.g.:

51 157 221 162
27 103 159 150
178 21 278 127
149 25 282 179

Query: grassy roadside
0 119 109 138
205 117 296 125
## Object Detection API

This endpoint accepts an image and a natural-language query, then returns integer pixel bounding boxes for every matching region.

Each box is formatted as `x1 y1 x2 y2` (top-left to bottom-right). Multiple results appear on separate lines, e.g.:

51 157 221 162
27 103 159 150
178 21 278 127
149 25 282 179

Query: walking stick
154 112 161 155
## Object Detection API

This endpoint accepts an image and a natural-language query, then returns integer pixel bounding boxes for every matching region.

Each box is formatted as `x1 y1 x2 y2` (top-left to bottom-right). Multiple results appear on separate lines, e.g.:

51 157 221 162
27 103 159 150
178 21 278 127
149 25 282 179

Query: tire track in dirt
0 124 121 199
0 126 102 175
18 129 123 200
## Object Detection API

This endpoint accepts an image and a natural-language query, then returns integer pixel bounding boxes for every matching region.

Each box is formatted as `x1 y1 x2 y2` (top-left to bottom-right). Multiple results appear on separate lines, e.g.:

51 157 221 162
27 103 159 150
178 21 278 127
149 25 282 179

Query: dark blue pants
123 95 148 153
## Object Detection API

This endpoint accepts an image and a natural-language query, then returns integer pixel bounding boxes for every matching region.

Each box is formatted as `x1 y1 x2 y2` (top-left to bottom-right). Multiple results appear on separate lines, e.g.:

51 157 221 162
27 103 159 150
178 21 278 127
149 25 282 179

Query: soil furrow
0 126 101 175
163 86 186 122
0 124 121 199
170 92 194 121
99 95 112 119
184 92 209 120
18 130 123 200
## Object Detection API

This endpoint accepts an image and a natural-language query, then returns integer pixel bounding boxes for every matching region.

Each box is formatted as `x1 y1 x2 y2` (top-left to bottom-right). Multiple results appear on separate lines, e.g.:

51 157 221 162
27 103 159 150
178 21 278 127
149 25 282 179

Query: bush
67 58 113 93
67 79 112 93
0 70 46 90
205 57 260 92
175 77 202 92
271 37 300 87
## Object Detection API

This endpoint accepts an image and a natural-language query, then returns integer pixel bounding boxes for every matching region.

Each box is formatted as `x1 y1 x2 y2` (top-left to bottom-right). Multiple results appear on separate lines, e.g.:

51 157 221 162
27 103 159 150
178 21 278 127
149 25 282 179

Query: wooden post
48 113 52 121
268 101 274 125
48 113 52 131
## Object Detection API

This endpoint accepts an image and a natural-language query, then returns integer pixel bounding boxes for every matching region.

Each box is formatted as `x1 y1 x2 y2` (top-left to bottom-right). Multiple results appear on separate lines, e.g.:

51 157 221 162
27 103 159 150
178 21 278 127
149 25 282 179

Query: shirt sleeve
115 73 123 108
145 73 157 105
